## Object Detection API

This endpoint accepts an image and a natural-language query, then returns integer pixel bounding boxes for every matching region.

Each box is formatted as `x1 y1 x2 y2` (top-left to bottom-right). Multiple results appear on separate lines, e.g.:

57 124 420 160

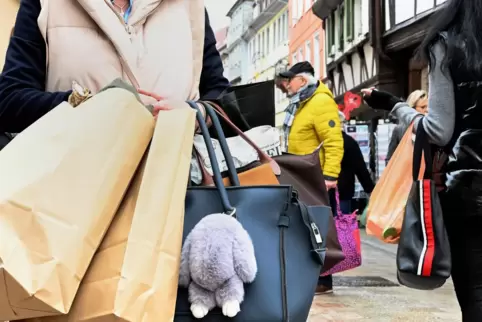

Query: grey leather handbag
175 102 332 321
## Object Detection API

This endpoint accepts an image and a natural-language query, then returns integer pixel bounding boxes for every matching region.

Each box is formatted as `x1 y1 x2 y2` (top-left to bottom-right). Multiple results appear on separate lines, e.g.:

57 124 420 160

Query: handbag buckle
311 223 323 244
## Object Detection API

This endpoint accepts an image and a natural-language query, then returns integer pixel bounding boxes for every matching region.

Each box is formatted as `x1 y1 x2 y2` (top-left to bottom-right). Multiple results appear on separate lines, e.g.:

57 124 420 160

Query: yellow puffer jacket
287 82 344 179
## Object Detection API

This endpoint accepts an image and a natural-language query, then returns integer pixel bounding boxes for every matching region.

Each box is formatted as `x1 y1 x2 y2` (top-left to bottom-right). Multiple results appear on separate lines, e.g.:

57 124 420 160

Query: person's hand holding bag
361 88 403 111
137 89 210 132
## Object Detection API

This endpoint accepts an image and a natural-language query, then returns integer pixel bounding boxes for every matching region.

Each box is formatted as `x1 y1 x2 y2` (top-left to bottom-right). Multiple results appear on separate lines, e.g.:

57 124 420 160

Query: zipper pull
125 24 132 35
311 222 323 244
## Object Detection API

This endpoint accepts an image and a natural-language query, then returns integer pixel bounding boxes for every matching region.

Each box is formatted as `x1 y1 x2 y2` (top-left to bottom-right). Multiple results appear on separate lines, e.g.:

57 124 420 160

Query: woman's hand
361 88 403 111
137 89 181 118
137 89 208 131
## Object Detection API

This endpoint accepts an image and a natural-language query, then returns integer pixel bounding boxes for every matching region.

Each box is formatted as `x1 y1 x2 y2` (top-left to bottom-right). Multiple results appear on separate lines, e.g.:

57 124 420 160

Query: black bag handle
198 101 240 186
187 101 236 215
412 120 433 181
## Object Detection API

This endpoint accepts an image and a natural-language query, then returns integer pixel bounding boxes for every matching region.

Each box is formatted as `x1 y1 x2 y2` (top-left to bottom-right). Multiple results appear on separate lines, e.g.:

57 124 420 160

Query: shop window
313 32 321 77
345 0 355 41
305 40 312 65
326 14 336 57
338 4 345 51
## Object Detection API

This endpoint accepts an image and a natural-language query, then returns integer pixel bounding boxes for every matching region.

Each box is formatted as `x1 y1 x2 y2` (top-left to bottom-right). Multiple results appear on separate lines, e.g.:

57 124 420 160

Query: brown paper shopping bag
366 123 425 243
30 107 196 322
0 87 154 320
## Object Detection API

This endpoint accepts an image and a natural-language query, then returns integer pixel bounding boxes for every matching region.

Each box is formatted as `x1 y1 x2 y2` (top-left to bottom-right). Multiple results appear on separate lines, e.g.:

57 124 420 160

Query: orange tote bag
366 124 425 243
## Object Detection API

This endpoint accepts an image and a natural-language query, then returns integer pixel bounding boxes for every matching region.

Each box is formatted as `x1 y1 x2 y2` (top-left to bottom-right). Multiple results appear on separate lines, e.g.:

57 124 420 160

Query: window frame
326 14 336 57
345 0 355 42
305 40 312 64
313 32 321 78
338 4 345 51
292 52 298 65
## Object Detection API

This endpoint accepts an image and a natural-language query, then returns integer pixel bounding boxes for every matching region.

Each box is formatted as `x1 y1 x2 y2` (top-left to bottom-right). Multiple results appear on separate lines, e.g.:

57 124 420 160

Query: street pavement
308 230 460 321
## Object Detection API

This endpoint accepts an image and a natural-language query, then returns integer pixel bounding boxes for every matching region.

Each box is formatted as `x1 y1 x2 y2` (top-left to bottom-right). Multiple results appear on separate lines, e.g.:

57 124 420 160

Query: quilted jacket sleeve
311 93 344 179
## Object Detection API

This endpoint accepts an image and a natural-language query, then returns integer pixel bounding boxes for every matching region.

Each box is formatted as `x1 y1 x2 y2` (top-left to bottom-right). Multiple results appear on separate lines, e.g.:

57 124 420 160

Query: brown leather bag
274 149 345 273
203 102 344 272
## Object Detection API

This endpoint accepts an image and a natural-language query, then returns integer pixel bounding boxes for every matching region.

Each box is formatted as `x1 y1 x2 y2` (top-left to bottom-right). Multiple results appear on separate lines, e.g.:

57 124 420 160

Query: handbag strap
412 121 433 181
299 203 325 265
187 101 236 215
198 101 240 186
204 101 281 175
205 100 230 119
334 188 342 216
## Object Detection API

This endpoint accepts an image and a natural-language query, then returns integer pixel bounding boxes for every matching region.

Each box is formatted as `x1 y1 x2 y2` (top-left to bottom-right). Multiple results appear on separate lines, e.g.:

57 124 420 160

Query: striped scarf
282 82 319 151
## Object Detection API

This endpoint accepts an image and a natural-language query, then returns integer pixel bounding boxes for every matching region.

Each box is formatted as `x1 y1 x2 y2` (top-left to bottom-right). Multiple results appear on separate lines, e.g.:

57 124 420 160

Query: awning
312 0 343 20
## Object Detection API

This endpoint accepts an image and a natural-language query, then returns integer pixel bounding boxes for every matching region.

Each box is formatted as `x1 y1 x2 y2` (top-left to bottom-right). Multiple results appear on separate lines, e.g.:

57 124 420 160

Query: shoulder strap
412 121 433 181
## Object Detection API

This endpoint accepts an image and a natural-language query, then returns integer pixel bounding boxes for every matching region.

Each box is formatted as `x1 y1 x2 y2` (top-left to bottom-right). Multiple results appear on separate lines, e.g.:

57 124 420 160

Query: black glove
363 90 403 111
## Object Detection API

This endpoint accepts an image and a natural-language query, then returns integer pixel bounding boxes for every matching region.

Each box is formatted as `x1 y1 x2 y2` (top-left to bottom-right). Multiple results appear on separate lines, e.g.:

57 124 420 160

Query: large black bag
176 102 332 321
223 81 276 128
396 124 451 290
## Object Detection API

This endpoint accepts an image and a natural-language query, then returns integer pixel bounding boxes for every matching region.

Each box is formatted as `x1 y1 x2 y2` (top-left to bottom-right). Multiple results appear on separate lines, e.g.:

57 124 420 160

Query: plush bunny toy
179 213 257 319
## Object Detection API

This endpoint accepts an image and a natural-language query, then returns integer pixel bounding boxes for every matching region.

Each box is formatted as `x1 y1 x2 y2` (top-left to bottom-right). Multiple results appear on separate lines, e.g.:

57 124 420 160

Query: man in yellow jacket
279 62 344 294
279 62 344 190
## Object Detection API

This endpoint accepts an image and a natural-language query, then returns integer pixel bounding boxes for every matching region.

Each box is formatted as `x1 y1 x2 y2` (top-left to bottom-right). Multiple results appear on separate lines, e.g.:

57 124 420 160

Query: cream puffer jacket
38 0 205 104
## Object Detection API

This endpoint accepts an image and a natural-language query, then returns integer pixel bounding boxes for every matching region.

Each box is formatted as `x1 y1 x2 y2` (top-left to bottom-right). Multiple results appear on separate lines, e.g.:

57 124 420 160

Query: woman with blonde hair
385 89 428 163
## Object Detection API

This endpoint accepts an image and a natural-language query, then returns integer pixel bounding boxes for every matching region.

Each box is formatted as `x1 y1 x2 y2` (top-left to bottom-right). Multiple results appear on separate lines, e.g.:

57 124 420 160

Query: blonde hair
406 90 427 108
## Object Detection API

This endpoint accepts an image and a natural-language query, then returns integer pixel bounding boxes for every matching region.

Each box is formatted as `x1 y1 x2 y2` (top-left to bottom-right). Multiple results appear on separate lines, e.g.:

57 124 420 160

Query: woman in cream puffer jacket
0 0 229 133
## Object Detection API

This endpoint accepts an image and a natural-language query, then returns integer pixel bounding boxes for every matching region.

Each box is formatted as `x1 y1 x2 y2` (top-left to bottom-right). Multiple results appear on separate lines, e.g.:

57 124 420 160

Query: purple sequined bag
321 190 362 276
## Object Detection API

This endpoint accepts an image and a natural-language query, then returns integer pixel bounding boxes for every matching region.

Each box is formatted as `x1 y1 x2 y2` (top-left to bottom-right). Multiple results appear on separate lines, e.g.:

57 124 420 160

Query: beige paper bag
0 88 154 320
29 107 196 322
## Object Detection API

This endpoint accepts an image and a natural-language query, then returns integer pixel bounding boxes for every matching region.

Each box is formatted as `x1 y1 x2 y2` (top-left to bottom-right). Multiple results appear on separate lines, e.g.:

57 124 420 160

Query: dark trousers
444 214 482 321
318 190 352 288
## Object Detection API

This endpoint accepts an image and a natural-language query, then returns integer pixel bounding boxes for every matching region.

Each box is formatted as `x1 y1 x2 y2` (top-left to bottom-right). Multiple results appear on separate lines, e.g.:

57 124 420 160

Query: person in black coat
337 133 375 212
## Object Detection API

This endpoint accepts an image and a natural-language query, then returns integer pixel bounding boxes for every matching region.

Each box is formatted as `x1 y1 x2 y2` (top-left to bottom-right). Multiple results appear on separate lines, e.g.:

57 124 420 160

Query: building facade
311 0 446 110
288 0 324 79
226 0 255 85
381 0 447 96
313 0 382 106
0 0 19 70
243 0 290 127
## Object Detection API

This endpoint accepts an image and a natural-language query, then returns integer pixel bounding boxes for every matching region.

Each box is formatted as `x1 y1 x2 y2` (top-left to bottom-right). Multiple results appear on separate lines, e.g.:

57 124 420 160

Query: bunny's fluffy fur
179 213 257 318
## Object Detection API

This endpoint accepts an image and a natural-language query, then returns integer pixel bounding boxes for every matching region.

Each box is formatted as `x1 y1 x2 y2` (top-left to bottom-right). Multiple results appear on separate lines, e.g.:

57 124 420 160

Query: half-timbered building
381 0 447 95
313 0 447 103
313 0 385 105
